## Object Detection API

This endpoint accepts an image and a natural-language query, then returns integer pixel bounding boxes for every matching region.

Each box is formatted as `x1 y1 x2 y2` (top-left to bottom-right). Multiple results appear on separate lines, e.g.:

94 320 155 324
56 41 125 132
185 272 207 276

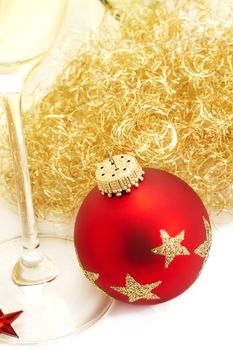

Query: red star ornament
0 309 23 338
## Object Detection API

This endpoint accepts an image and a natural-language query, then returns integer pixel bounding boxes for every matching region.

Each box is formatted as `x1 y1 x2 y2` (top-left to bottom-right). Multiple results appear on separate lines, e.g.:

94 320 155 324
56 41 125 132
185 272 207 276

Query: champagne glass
0 0 112 344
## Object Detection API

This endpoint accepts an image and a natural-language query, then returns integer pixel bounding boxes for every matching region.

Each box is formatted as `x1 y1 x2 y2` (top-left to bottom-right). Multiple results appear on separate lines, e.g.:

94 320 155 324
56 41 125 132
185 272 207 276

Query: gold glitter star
194 217 212 265
152 229 190 268
83 270 100 283
111 274 161 302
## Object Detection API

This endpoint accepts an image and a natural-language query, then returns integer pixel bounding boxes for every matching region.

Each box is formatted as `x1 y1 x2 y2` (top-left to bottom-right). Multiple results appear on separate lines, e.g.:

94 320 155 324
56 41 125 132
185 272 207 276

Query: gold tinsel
1 0 233 218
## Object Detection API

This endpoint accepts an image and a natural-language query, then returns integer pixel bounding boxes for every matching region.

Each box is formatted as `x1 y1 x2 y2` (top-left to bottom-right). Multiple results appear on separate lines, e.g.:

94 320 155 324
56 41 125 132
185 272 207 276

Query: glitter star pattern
83 270 100 283
194 217 212 265
111 274 161 302
152 230 190 268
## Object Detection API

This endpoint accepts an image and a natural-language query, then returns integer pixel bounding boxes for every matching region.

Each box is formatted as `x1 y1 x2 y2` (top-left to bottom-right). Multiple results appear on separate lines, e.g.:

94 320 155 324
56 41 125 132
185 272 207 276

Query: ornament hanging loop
107 150 119 171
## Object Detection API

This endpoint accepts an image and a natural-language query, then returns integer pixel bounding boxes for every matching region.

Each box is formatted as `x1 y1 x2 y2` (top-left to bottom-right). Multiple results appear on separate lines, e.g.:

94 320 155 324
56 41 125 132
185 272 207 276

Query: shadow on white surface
109 297 171 318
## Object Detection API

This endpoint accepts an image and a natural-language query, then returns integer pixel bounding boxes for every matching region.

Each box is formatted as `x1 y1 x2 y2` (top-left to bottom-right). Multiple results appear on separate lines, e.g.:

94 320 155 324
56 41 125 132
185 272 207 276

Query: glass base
0 235 112 344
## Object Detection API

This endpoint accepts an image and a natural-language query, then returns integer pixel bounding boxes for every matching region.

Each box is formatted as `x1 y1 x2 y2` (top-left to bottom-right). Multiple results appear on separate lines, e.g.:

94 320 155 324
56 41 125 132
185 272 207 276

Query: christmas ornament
74 154 212 304
0 309 23 338
1 0 233 219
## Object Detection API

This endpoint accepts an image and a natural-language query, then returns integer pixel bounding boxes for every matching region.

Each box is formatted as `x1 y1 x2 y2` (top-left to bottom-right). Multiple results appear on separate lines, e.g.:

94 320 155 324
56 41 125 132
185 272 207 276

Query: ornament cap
96 154 144 197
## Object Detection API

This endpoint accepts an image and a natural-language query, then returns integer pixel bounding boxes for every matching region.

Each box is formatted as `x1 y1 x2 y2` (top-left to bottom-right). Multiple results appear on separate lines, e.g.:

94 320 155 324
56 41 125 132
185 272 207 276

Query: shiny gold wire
0 0 233 218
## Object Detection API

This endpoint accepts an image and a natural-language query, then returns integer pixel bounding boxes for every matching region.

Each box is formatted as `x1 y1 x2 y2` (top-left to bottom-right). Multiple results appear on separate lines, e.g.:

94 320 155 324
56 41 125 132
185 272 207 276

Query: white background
1 0 233 349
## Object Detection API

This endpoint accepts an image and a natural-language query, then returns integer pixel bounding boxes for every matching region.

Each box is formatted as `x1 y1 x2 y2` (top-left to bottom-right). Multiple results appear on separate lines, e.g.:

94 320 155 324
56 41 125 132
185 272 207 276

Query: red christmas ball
74 155 212 305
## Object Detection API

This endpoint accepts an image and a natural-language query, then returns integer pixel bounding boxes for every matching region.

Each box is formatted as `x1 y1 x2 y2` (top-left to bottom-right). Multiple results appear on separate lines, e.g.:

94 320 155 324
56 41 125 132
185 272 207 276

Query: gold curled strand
152 230 190 268
1 0 233 218
194 217 212 267
111 274 161 302
99 0 113 11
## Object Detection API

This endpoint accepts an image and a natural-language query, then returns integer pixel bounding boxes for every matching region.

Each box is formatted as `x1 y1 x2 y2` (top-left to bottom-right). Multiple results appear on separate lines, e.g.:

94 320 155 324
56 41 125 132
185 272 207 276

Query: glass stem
3 92 39 250
1 83 57 286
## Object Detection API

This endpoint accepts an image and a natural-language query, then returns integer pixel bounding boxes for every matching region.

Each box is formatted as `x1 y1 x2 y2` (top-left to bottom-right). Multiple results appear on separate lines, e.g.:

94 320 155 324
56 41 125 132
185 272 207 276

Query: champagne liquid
0 0 67 66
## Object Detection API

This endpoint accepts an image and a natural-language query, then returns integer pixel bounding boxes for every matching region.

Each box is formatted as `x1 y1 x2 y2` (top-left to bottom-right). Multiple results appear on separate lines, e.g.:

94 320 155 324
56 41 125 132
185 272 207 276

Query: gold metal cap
96 154 144 197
